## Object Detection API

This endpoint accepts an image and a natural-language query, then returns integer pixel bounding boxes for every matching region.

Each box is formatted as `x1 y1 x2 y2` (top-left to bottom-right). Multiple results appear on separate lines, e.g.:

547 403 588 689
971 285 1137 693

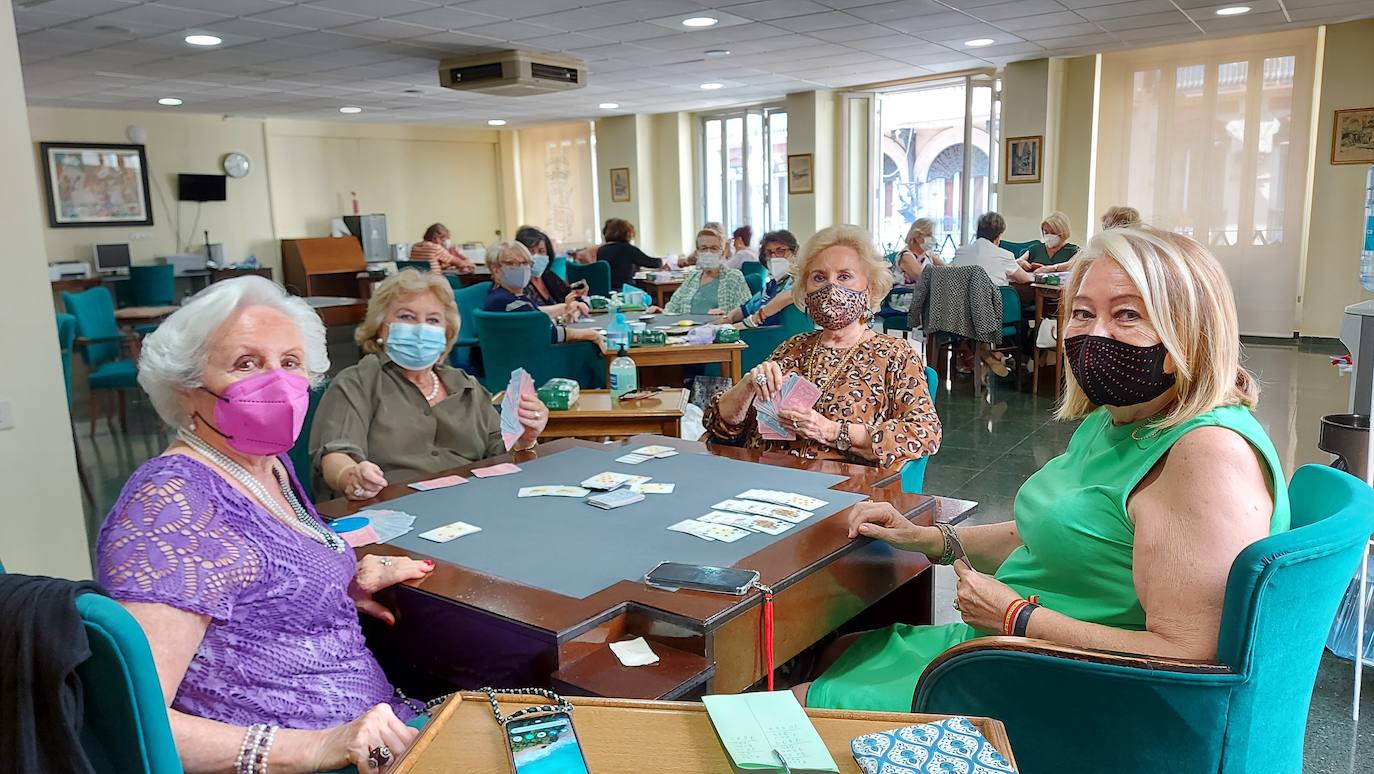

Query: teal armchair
472 310 604 392
898 367 939 493
287 380 329 501
55 314 95 507
739 304 815 374
449 280 493 374
62 287 140 434
998 239 1036 259
913 464 1374 774
567 261 611 298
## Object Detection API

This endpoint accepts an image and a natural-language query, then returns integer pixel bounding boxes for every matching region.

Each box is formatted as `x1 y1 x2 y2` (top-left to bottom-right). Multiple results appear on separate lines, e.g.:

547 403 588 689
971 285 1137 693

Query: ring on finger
353 487 365 497
380 557 394 566
754 372 767 386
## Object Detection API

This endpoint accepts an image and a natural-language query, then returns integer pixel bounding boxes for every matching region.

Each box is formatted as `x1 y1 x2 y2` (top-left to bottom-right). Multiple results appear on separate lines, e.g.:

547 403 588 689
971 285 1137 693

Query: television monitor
177 174 227 202
92 243 132 274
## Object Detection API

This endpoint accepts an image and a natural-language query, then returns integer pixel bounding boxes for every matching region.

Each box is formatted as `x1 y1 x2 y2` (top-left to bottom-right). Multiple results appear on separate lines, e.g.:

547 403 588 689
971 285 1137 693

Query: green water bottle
610 345 638 398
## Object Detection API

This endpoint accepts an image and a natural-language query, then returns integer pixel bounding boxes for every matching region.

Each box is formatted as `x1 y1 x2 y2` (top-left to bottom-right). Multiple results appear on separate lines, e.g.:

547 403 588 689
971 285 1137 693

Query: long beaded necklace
805 330 869 399
178 429 344 552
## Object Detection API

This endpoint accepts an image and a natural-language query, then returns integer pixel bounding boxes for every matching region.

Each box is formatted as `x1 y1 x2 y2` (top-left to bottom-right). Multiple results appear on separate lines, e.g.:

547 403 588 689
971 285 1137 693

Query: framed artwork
1004 135 1043 184
39 142 154 227
787 153 813 194
609 167 631 202
1331 107 1374 165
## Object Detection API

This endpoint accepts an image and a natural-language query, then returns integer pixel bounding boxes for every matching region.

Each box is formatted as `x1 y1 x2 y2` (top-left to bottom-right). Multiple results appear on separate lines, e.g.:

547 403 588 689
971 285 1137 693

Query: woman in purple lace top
97 277 433 772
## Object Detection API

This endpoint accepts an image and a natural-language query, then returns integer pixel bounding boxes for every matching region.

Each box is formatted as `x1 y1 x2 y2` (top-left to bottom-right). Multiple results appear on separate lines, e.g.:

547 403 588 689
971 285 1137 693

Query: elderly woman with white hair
896 217 944 284
313 269 551 501
797 226 1290 712
704 224 941 474
482 240 607 342
97 276 433 772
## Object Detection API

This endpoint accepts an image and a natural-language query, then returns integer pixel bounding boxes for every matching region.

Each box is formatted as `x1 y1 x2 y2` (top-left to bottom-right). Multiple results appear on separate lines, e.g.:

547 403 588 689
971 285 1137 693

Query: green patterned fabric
664 268 750 315
809 403 1289 711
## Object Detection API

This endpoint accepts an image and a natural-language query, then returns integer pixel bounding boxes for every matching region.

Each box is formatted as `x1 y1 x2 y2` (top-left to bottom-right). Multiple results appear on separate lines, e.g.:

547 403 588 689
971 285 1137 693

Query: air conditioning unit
438 50 586 97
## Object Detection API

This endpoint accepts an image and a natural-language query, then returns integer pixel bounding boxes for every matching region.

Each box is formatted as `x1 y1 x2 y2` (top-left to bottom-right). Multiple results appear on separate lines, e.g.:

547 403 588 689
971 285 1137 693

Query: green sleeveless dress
807 404 1290 712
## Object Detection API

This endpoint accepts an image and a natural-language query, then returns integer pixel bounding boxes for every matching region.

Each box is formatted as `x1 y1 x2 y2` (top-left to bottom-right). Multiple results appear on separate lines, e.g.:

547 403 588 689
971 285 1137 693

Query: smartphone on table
645 561 760 595
504 711 591 774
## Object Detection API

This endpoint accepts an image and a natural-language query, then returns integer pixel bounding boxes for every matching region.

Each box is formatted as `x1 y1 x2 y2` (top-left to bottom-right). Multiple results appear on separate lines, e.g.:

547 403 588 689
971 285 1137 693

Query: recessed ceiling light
699 82 725 90
184 34 222 46
157 97 183 106
339 106 362 114
1214 5 1251 15
487 119 508 126
682 16 718 27
599 102 620 109
964 38 994 47
704 49 731 58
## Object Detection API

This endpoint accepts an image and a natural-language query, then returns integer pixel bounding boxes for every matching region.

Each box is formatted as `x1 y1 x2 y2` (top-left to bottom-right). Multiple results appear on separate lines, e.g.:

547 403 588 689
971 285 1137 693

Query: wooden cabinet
281 237 366 297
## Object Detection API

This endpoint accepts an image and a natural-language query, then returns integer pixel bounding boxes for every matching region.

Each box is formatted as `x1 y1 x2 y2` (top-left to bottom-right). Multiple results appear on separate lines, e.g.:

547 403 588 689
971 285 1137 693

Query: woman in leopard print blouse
705 225 941 473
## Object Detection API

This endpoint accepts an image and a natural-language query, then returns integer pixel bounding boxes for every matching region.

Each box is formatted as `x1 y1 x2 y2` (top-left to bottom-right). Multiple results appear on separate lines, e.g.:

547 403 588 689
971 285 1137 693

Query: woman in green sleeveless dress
804 226 1290 712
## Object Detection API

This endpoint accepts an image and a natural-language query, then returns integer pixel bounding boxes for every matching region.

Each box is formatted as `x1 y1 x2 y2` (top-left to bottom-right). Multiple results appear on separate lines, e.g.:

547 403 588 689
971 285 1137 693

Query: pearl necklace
177 429 344 552
424 369 441 402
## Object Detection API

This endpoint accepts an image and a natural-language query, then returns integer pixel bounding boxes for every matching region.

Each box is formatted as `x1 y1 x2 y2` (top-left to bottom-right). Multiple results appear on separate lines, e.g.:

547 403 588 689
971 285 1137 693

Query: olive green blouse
309 353 504 498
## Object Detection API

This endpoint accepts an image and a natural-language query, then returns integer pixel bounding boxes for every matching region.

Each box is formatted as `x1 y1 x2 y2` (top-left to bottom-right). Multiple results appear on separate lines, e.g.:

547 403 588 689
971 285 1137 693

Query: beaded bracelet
235 723 278 774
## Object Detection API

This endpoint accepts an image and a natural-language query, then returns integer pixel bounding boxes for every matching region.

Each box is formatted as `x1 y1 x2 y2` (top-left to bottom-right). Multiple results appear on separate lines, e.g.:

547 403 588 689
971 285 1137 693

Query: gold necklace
806 331 869 402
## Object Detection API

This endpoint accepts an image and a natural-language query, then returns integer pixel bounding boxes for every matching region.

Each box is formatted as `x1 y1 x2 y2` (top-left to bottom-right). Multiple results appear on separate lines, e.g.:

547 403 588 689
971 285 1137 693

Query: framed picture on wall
787 153 813 194
1332 107 1374 165
609 167 631 202
39 142 154 227
1004 136 1042 184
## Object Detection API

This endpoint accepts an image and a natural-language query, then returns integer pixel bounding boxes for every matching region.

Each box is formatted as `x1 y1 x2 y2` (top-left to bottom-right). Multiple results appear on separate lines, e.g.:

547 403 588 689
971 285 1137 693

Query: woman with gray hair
896 217 944 283
97 276 432 772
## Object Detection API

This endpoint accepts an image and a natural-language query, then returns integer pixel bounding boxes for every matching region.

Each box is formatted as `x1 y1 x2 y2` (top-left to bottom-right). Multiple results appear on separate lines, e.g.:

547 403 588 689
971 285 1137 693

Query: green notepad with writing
702 691 839 772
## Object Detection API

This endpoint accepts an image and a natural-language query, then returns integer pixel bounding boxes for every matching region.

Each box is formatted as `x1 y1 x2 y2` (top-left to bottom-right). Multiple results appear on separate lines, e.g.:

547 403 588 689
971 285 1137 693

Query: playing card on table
340 525 380 547
631 482 675 495
699 510 794 535
737 489 829 511
518 486 555 498
500 368 535 450
696 522 751 543
408 474 467 491
667 519 719 541
471 463 521 478
581 471 636 490
587 489 645 509
712 498 815 524
630 445 679 458
616 453 651 465
547 485 590 497
418 520 482 543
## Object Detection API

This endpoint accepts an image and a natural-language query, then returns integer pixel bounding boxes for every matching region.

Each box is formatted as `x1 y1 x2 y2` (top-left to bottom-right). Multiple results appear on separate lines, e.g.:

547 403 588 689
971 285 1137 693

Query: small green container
588 296 610 311
633 330 667 347
537 378 580 411
714 327 741 344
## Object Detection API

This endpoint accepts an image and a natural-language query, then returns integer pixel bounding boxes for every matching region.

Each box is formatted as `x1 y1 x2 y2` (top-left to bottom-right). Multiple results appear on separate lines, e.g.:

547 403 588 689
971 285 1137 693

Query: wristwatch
835 421 852 452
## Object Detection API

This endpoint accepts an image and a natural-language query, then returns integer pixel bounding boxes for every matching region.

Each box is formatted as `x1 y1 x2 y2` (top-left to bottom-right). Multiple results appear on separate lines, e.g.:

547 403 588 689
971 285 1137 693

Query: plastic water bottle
606 312 631 351
1362 166 1374 292
609 345 638 398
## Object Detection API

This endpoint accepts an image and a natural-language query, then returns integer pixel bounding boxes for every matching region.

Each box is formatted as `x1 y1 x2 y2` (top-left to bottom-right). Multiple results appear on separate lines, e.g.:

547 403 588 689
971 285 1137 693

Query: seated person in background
798 226 1288 712
896 217 944 284
483 242 602 343
681 221 731 267
715 229 801 329
1022 210 1079 273
313 270 549 500
99 276 436 772
597 217 664 287
514 225 579 308
1101 205 1142 230
952 211 1034 289
727 225 757 269
408 222 475 274
572 244 599 265
664 228 751 315
705 224 941 476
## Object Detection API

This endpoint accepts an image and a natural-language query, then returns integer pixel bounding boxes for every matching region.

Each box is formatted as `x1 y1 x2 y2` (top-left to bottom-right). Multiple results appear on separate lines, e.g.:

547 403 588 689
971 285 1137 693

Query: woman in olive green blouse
1019 211 1080 273
310 270 549 499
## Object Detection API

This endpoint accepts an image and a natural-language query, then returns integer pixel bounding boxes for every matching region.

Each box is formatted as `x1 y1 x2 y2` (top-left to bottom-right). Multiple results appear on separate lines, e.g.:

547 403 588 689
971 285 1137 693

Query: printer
48 261 92 281
156 253 209 275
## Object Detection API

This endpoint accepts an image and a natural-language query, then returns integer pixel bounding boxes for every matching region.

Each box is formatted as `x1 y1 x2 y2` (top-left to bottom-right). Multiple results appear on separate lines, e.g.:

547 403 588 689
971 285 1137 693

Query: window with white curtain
700 107 787 236
517 122 597 248
1095 30 1316 337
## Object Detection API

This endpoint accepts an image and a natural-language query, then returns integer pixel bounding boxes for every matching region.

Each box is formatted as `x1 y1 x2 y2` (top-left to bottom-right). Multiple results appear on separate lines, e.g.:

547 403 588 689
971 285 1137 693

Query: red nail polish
424 559 435 567
386 618 396 626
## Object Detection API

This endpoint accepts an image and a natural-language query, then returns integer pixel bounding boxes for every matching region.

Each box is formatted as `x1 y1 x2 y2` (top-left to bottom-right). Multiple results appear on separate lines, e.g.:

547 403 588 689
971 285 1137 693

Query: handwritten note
701 691 838 772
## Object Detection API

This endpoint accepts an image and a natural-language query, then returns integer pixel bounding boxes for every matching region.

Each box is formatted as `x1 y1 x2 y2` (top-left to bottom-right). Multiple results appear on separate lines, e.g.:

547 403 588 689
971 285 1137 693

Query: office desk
1030 283 1063 395
51 267 273 298
316 435 976 701
634 276 684 307
538 388 689 440
600 339 746 383
305 296 367 327
393 692 1017 774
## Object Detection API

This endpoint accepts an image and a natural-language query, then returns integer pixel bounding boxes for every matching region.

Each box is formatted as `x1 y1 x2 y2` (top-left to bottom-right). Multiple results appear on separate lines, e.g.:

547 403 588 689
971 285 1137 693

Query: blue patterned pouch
850 716 1017 773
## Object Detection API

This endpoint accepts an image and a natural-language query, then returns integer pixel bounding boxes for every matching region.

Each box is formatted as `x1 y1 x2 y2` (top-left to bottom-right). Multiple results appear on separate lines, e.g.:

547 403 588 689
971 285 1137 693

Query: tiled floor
71 338 1374 769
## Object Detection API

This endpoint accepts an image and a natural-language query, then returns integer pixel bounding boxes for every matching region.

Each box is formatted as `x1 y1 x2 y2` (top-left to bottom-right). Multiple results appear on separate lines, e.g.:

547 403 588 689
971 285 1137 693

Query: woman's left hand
776 407 840 444
351 555 434 624
952 560 1023 633
516 393 548 446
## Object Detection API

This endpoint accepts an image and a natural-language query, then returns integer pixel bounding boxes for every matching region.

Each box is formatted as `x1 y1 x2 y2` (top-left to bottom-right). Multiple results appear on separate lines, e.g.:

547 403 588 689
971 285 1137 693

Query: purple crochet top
96 453 414 729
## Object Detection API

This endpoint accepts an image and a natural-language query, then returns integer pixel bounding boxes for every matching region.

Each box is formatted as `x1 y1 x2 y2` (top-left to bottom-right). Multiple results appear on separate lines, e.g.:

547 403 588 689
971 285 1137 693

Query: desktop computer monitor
93 243 132 275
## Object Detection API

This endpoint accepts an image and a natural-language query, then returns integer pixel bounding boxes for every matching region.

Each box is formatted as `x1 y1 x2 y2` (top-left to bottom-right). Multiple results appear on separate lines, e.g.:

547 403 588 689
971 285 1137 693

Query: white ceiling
14 0 1374 126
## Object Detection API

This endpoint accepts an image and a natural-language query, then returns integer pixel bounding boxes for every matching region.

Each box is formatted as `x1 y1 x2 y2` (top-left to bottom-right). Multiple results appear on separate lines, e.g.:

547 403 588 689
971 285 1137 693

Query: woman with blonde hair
311 270 549 499
896 217 944 283
1100 205 1141 230
797 225 1289 711
705 224 940 473
1021 211 1078 273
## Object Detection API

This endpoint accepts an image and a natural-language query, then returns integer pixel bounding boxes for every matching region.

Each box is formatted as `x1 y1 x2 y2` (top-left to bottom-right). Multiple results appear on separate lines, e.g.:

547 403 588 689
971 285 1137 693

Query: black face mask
1064 334 1176 407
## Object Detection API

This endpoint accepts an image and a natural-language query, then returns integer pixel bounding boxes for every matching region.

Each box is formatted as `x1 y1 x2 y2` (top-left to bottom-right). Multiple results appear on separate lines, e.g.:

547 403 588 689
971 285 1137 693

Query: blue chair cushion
89 359 139 390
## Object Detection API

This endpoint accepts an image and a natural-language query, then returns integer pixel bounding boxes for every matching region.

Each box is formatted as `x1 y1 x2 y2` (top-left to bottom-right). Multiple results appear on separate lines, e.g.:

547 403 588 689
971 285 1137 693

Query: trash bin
1319 413 1370 476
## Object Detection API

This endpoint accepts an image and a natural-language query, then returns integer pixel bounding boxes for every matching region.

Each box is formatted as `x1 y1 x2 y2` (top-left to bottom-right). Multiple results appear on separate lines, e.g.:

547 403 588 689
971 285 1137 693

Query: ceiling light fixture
339 106 362 114
1214 5 1251 15
964 38 994 47
488 119 508 126
699 82 725 90
682 16 718 27
599 102 620 109
157 97 183 106
704 49 731 58
184 34 222 46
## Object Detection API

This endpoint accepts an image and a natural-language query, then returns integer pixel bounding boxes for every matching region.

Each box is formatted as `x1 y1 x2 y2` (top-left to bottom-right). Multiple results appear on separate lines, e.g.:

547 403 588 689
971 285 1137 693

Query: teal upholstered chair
287 380 329 501
739 304 815 374
63 287 139 434
879 287 913 334
898 366 940 493
739 260 768 281
128 265 175 306
472 310 604 391
449 281 493 373
567 261 611 298
914 464 1374 774
56 314 96 506
743 271 765 296
998 239 1036 259
396 260 431 273
551 255 568 281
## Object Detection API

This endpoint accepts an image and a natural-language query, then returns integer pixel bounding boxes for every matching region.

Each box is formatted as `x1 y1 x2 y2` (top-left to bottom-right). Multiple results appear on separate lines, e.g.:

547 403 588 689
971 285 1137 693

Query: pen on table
772 748 792 774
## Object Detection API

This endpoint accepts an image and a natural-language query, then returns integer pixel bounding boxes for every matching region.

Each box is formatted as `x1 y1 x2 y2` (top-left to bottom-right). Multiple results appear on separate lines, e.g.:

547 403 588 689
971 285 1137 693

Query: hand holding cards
500 367 536 451
755 373 822 440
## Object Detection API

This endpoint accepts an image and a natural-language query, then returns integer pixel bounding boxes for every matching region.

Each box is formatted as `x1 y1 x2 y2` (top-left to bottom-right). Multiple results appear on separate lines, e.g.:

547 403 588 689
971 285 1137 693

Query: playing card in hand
500 368 535 450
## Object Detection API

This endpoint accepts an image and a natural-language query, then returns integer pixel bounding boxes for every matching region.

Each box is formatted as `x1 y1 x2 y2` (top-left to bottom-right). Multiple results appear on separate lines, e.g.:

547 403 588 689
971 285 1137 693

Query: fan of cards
668 489 830 543
755 374 822 440
500 368 536 451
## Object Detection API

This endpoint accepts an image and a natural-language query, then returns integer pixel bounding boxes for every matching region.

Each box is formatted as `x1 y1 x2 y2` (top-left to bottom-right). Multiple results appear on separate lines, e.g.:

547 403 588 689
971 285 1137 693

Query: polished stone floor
71 338 1374 770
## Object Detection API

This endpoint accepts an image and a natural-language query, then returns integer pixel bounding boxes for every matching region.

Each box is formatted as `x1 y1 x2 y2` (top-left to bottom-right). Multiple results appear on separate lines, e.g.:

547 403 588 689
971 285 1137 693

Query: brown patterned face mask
805 283 869 330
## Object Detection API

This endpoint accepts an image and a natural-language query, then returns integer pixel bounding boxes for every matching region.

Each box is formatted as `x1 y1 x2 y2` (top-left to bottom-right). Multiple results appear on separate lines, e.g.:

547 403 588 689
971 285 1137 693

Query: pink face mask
199 370 310 456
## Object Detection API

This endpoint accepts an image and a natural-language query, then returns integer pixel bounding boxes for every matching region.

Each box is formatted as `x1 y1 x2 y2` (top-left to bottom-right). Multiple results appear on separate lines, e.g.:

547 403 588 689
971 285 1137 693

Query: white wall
0 0 91 578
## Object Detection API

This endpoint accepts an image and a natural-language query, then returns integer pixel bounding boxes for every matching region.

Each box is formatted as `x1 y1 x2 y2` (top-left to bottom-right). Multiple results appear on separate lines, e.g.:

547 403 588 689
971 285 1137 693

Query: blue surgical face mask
500 264 532 290
385 322 447 370
532 253 550 277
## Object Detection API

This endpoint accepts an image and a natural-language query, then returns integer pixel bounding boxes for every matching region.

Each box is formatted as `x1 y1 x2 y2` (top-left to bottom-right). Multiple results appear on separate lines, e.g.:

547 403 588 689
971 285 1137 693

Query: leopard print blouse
704 331 941 472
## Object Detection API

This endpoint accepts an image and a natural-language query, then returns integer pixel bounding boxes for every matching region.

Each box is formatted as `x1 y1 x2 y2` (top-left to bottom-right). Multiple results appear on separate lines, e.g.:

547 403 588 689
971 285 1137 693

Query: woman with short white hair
98 276 431 772
896 217 944 283
704 224 941 473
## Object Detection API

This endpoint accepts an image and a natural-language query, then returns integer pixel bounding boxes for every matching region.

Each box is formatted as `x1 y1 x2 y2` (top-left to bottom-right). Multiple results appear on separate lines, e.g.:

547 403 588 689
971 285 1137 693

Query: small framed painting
787 153 813 194
40 142 154 227
1331 107 1374 165
1004 135 1043 185
609 167 631 202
